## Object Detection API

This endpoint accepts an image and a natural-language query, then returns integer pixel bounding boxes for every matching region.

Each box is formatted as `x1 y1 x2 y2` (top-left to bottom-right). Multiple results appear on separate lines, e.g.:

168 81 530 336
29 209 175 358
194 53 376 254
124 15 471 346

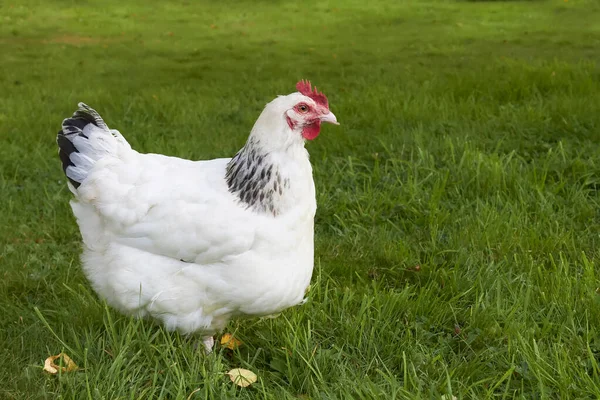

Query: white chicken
56 81 338 351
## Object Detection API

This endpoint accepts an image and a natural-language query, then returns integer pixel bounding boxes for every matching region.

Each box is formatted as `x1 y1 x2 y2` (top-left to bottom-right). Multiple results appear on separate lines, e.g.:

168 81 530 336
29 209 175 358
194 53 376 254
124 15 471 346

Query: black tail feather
57 133 78 180
56 103 107 189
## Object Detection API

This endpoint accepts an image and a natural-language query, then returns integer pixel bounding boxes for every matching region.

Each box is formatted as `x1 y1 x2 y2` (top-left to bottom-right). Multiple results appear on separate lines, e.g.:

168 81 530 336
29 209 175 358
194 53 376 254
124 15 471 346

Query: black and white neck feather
225 137 290 216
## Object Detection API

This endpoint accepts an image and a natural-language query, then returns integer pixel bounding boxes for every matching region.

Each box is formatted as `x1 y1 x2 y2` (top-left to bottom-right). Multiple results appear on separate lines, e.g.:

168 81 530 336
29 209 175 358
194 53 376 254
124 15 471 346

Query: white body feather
62 95 320 336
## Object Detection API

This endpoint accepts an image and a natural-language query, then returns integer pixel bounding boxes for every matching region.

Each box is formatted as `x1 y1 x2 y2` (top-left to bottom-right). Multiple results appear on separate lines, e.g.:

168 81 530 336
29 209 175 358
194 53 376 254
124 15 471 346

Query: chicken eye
297 104 308 113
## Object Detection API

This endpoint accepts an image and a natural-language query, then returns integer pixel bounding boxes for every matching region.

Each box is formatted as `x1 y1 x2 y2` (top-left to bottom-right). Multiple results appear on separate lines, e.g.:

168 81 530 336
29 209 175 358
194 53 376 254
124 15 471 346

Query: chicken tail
57 103 130 190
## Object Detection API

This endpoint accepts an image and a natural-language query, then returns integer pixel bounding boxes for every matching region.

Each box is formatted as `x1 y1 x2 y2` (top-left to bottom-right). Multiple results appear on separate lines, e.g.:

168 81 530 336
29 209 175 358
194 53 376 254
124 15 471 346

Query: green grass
2 0 600 398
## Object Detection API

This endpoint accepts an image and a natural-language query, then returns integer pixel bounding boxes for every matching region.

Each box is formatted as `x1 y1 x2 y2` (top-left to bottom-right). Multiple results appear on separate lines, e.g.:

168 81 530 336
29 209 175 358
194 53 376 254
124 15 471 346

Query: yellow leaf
226 368 257 387
43 353 78 374
220 333 243 350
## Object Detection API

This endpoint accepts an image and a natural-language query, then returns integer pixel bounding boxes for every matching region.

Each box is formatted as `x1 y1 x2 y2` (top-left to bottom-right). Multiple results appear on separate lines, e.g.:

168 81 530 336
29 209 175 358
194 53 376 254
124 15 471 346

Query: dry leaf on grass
220 333 243 350
226 368 257 387
43 353 78 374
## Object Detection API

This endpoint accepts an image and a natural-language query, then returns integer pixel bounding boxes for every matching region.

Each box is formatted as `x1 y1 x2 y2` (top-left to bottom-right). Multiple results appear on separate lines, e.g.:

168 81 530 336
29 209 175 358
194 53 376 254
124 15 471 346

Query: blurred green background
2 0 600 398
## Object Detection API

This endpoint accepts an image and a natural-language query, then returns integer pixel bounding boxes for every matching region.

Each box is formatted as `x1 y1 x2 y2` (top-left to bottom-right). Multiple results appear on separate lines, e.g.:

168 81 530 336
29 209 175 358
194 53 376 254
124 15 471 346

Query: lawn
2 0 600 398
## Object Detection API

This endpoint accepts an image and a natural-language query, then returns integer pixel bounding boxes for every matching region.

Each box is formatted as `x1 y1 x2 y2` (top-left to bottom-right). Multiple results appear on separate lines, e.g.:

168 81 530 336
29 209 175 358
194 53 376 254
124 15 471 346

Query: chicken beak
320 111 339 125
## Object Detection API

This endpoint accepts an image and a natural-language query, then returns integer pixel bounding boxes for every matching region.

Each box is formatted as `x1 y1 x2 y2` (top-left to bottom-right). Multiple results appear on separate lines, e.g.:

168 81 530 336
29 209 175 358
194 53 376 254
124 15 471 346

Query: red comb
296 80 329 109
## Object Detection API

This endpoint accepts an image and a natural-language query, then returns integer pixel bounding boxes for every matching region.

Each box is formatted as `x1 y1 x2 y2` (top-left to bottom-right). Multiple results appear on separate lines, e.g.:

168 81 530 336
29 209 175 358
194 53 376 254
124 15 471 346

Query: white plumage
56 82 338 350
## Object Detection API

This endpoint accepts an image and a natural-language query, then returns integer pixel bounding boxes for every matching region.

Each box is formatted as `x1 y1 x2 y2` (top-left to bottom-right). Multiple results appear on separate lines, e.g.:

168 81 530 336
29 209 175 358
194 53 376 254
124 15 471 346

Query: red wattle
301 121 321 140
